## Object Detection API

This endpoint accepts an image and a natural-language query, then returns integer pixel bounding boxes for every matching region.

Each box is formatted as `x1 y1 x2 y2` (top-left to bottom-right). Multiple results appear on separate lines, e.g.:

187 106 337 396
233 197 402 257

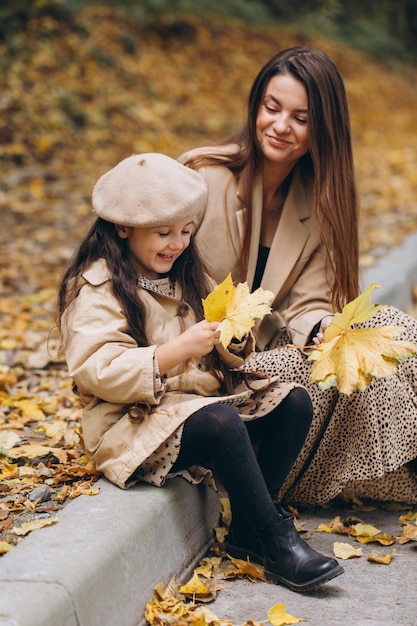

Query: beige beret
92 153 207 228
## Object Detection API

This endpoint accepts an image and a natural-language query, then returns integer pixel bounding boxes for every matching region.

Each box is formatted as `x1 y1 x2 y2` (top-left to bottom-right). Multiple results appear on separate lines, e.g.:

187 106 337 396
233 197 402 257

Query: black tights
171 387 312 534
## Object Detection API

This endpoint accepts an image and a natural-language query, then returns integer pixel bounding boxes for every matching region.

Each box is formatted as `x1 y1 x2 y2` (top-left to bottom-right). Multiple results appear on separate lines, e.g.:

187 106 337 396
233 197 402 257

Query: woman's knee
285 387 313 418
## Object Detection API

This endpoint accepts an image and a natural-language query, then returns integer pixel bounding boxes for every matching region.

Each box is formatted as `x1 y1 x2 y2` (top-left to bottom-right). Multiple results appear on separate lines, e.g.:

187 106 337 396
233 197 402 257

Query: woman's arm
283 246 335 347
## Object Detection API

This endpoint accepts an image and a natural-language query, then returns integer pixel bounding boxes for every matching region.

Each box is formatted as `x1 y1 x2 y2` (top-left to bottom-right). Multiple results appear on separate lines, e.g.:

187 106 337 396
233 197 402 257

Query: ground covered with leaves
1 6 417 557
144 498 417 625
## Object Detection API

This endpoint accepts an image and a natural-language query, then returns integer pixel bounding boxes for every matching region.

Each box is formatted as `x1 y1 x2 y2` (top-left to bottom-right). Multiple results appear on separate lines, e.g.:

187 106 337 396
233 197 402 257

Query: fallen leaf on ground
179 572 209 596
145 577 232 625
224 555 266 581
398 521 417 544
347 522 395 545
267 603 305 625
316 516 348 535
398 510 417 521
367 550 394 564
0 540 14 554
12 516 58 536
333 541 363 559
347 521 381 537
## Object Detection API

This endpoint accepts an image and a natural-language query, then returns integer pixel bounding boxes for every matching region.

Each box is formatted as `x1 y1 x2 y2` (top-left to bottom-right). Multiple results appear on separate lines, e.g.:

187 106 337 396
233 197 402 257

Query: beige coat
179 145 334 348
61 259 294 488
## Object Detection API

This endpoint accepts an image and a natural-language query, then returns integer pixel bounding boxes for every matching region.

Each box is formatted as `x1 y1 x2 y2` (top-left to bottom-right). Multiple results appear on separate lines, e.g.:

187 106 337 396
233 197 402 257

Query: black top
253 244 319 343
252 245 270 291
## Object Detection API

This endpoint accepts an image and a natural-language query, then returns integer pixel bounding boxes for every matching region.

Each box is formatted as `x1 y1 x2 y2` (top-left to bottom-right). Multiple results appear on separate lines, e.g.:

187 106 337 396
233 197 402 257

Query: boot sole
264 563 344 592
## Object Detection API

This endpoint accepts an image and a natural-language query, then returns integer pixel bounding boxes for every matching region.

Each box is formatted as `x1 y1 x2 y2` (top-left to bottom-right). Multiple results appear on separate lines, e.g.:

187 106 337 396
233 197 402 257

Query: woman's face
116 219 194 279
256 73 309 167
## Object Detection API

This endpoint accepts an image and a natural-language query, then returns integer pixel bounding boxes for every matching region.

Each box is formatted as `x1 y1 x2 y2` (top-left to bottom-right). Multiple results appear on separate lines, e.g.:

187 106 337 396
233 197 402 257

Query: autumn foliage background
1 3 417 551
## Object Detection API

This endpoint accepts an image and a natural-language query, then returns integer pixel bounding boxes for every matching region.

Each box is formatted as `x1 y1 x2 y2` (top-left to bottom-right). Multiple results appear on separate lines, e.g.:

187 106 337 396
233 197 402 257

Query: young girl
57 153 343 592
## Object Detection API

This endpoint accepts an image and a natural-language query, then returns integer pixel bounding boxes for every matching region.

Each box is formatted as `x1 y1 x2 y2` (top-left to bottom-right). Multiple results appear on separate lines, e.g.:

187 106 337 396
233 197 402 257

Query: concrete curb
361 230 417 309
0 478 220 626
1 230 417 626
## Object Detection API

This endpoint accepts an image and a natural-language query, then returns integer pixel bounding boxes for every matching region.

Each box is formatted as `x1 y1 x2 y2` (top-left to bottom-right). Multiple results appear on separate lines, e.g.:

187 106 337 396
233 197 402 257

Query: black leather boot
262 506 344 592
226 514 264 564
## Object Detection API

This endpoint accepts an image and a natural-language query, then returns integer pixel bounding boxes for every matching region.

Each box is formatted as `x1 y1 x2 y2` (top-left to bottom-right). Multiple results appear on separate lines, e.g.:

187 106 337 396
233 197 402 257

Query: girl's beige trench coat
61 259 297 489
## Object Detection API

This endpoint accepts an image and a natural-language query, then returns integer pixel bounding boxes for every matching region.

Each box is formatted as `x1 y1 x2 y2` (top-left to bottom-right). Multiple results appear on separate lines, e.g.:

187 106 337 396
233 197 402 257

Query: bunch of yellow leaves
202 273 274 348
308 283 417 395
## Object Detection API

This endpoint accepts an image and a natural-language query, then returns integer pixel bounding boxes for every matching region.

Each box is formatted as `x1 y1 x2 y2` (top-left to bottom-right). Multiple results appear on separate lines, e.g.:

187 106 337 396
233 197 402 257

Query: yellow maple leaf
202 273 274 347
308 283 417 395
322 282 386 341
203 273 235 323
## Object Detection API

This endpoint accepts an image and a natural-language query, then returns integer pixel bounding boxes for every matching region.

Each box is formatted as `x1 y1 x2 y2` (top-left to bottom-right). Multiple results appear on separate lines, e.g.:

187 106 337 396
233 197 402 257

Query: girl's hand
312 315 334 346
156 320 220 375
178 320 221 358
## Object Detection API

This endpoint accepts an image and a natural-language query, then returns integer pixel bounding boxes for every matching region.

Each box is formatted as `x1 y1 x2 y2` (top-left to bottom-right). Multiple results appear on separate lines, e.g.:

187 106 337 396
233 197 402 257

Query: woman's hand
156 320 220 375
312 315 334 346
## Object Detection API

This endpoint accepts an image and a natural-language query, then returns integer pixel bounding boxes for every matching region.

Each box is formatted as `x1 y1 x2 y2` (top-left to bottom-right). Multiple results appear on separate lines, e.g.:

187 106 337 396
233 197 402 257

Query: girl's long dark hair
184 46 359 311
57 218 234 392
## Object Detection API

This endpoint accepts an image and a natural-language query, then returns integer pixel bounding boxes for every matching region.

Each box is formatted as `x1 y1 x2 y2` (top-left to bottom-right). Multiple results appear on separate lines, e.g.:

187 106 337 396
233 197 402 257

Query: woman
179 46 417 506
57 153 343 591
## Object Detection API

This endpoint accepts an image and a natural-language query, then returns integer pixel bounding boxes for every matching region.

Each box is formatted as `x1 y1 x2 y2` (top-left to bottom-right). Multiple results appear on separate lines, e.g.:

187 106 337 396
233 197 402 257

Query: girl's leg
171 404 343 592
228 387 312 561
172 403 279 531
245 386 313 498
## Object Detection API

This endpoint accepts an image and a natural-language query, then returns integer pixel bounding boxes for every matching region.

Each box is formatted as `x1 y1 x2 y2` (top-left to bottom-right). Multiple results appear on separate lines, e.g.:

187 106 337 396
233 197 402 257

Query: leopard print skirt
242 306 417 506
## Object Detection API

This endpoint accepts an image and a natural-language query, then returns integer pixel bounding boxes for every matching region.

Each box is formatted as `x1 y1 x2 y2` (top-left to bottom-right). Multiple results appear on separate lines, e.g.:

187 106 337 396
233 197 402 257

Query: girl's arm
62 284 220 404
156 319 220 375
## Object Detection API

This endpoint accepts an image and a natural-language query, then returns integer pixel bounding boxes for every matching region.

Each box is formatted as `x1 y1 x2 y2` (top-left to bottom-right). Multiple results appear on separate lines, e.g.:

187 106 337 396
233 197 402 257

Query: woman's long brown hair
184 47 359 312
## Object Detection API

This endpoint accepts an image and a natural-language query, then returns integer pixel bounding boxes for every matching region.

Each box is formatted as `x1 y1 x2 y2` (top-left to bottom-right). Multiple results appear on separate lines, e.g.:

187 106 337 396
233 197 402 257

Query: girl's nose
169 234 186 249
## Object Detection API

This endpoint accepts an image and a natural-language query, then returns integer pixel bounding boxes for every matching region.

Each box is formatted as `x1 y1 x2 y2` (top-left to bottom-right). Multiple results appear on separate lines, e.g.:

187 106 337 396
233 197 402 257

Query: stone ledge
0 477 220 626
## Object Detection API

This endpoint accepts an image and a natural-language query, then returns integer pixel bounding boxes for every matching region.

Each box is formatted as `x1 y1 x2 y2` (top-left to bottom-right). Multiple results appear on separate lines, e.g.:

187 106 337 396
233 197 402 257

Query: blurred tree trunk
389 0 417 50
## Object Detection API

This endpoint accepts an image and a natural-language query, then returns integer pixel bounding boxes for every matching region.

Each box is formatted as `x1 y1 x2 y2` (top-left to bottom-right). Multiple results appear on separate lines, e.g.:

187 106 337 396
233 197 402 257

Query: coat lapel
246 173 264 287
247 167 313 302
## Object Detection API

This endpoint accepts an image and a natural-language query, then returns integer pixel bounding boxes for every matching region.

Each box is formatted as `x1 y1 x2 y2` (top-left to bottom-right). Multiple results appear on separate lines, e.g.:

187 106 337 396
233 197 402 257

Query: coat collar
237 166 314 301
82 258 111 285
81 258 181 301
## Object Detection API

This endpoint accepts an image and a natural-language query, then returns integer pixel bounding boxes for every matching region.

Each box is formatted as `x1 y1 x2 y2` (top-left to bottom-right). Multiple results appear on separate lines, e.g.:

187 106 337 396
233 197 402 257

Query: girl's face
256 73 309 167
116 219 194 279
